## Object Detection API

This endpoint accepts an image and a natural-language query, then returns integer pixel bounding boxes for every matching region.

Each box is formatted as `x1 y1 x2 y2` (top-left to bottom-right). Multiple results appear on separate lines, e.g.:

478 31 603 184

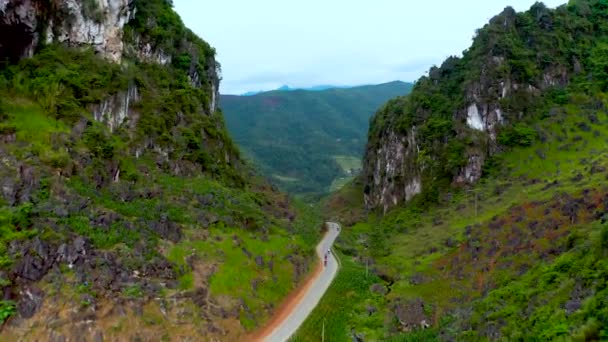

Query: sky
174 0 567 95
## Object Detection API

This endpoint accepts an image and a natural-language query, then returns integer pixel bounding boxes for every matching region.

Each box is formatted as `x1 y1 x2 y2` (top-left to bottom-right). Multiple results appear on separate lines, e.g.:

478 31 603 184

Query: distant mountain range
240 84 367 96
221 81 414 195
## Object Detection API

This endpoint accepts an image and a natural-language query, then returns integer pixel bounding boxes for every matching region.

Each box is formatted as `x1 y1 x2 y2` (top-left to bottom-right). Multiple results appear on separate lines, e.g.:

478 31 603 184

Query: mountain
221 81 414 196
0 1 320 340
240 84 357 96
294 1 608 340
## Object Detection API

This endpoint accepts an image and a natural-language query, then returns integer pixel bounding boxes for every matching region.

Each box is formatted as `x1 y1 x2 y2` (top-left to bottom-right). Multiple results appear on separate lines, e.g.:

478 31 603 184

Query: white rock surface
47 0 132 62
466 103 485 130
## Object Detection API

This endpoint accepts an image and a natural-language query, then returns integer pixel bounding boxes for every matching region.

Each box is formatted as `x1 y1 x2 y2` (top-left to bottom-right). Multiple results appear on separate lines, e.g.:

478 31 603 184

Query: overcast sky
174 0 567 95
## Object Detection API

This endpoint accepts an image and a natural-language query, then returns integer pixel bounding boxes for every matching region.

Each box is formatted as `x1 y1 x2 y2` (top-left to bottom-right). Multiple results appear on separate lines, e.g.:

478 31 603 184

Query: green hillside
295 1 608 340
221 81 413 196
0 1 322 340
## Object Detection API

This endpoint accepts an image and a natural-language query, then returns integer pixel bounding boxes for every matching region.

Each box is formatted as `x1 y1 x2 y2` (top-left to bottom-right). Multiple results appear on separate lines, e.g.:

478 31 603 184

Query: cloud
174 0 569 95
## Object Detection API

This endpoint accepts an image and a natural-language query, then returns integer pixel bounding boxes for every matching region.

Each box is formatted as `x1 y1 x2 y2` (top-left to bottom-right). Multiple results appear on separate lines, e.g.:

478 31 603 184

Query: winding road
259 222 341 342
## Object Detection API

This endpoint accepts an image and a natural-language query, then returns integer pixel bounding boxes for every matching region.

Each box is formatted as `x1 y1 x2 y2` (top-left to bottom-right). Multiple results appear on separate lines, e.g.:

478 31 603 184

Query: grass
290 252 384 342
273 174 299 182
315 92 608 339
0 97 325 336
329 176 354 192
333 155 362 173
5 99 69 145
166 224 307 330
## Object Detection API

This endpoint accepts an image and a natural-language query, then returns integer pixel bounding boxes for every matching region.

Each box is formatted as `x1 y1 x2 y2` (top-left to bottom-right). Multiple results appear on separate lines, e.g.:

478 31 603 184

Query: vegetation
291 252 384 342
222 81 413 196
311 92 608 339
366 0 608 206
0 0 322 339
0 301 16 325
309 0 608 340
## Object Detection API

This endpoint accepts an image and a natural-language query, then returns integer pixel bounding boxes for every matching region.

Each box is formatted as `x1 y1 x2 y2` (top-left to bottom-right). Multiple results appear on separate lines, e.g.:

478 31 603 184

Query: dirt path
250 222 341 342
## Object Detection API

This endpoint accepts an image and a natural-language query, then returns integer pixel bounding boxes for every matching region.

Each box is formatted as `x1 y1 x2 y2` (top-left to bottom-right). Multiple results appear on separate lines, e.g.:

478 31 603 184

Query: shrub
498 123 538 147
0 300 16 324
600 223 608 250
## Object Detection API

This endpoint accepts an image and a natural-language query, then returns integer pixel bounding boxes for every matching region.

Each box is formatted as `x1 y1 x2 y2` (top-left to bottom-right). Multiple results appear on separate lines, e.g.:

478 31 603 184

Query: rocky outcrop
45 0 133 62
0 0 132 62
362 4 580 211
91 83 139 132
364 128 421 212
124 33 172 65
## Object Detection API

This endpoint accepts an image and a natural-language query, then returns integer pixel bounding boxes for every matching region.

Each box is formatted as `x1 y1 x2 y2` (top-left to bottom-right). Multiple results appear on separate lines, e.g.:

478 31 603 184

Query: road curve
262 222 341 342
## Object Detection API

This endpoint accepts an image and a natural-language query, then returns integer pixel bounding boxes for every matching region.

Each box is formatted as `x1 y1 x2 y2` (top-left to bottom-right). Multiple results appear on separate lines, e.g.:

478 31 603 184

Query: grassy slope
222 82 413 195
0 70 326 342
296 92 608 340
0 1 327 338
0 99 322 333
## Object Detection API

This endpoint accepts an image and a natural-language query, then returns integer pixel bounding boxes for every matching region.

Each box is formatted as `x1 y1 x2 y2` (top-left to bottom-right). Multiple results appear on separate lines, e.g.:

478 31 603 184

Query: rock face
0 0 132 62
362 4 579 211
0 0 220 124
364 128 421 212
91 83 140 132
45 0 133 62
125 33 172 65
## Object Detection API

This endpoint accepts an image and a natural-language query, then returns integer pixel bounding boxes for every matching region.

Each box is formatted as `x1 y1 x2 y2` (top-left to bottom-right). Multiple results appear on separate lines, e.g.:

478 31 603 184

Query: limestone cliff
363 3 585 212
0 0 220 126
0 0 317 339
0 0 131 62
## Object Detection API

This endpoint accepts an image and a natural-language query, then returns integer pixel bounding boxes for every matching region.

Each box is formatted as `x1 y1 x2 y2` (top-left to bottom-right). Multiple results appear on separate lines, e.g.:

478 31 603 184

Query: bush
498 123 538 147
600 224 608 250
83 124 114 159
0 300 15 324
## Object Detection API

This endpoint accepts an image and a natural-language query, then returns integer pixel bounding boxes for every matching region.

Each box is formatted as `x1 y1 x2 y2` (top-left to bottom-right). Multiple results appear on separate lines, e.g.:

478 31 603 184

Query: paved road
263 222 341 342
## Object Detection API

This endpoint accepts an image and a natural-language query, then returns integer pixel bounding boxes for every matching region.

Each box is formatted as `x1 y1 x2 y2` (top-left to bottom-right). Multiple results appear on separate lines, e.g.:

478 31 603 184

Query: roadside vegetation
300 1 608 340
0 0 324 338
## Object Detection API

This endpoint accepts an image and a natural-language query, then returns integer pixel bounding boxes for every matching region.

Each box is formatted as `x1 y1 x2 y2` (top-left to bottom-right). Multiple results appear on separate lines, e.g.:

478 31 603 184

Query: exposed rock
48 331 67 342
369 283 388 295
0 0 132 62
455 154 484 185
92 331 104 342
91 83 140 132
363 127 420 212
149 215 182 243
366 305 377 315
12 237 56 282
361 4 576 211
125 33 172 65
254 255 265 268
17 285 44 318
393 298 428 331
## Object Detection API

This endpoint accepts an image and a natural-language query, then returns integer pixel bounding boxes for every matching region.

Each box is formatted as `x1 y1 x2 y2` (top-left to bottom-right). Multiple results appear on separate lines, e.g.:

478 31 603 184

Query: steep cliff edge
363 1 607 212
0 1 319 340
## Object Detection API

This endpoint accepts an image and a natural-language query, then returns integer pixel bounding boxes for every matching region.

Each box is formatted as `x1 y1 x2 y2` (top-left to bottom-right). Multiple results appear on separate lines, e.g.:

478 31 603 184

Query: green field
328 176 354 192
333 155 362 174
222 82 413 195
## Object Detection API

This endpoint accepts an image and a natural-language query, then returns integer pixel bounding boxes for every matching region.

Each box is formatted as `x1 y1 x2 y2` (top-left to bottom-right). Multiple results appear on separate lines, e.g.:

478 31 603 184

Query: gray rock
93 331 104 342
49 331 67 342
393 298 428 330
18 286 44 318
255 255 265 268
370 283 388 295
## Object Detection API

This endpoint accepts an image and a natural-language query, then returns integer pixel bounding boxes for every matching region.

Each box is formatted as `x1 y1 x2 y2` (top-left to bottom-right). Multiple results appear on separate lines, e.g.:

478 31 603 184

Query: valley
221 82 413 197
1 0 608 341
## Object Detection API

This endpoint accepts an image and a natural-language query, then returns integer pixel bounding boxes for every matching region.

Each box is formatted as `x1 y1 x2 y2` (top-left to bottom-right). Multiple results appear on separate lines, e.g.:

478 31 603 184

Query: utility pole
322 318 325 342
465 189 478 220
